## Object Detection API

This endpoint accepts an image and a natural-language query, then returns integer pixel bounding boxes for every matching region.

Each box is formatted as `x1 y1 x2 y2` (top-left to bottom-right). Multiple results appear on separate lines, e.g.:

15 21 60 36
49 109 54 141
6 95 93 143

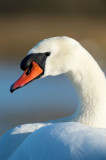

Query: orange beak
10 61 43 93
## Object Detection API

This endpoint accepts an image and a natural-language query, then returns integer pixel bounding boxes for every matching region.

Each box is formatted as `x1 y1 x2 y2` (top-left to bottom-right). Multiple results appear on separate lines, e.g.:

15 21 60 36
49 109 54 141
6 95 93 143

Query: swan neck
67 55 106 127
50 53 106 128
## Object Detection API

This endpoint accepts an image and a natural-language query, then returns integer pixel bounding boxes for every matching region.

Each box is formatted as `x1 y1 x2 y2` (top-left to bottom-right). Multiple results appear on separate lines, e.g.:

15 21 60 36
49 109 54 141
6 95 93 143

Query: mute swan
0 36 106 160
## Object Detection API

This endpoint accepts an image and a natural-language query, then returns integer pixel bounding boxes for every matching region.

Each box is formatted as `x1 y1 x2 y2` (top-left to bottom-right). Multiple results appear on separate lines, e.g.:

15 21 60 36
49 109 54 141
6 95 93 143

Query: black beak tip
10 84 15 93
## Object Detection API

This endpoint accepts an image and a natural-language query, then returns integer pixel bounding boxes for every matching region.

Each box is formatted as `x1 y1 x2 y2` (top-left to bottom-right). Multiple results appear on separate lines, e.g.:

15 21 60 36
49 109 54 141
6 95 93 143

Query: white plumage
0 36 106 160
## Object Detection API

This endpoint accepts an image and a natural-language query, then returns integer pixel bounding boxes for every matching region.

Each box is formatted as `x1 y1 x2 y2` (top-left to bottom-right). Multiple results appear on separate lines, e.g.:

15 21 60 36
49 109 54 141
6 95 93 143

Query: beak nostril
26 69 31 75
25 63 33 75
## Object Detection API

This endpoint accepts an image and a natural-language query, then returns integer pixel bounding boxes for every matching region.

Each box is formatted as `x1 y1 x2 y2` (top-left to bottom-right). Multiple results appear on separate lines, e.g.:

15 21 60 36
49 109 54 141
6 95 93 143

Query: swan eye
45 52 50 57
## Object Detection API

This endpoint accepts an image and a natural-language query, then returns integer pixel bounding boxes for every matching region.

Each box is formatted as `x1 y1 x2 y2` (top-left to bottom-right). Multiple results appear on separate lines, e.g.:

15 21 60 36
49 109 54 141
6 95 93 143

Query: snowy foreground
0 122 106 160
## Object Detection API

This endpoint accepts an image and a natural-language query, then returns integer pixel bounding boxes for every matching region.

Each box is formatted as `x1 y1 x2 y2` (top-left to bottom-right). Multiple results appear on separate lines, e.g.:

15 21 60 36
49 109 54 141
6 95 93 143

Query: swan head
10 36 80 92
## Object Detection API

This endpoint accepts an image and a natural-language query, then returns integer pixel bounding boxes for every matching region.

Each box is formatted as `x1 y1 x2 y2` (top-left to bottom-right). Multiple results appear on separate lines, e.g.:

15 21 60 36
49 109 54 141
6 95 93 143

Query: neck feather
50 50 106 128
68 52 106 127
